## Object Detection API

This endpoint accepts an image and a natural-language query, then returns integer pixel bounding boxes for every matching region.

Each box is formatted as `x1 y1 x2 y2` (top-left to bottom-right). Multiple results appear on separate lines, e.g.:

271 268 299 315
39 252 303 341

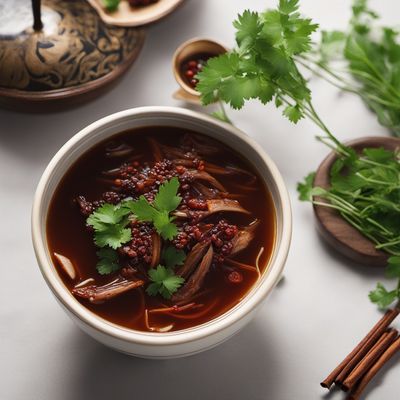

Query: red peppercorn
228 271 243 284
188 60 197 68
176 165 186 174
185 69 194 78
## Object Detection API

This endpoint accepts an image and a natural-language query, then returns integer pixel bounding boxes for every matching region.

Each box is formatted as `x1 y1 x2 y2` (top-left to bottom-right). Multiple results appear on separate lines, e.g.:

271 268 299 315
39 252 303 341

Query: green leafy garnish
102 0 120 12
162 246 186 269
196 0 348 152
196 0 400 311
303 0 400 136
146 265 184 299
86 178 183 275
369 283 398 309
370 257 400 309
96 248 120 275
153 177 181 212
298 150 400 309
128 177 182 240
87 203 132 250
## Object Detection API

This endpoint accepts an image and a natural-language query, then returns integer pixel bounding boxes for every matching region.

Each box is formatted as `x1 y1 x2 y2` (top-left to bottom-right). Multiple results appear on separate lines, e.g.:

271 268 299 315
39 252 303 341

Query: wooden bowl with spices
313 136 400 267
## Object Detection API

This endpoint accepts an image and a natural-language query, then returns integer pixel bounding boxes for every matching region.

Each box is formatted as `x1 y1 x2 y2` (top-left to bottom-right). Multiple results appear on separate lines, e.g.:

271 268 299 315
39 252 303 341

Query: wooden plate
0 0 145 111
88 0 185 27
313 136 400 267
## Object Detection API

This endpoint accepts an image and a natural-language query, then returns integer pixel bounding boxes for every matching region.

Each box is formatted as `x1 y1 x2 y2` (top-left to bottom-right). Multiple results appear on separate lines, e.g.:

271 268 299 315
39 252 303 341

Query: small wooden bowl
172 38 227 104
87 0 185 27
313 136 400 267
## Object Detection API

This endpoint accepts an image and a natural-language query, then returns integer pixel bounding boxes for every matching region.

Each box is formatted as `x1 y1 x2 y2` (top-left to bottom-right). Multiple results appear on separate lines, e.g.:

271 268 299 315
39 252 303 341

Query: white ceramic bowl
32 106 291 358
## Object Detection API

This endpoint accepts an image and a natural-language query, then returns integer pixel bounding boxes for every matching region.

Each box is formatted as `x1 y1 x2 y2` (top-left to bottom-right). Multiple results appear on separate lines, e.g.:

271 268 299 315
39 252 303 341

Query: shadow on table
63 319 282 400
315 231 384 279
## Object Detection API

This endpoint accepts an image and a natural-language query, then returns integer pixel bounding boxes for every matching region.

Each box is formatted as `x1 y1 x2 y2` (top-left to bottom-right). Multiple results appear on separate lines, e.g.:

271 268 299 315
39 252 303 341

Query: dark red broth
46 127 275 332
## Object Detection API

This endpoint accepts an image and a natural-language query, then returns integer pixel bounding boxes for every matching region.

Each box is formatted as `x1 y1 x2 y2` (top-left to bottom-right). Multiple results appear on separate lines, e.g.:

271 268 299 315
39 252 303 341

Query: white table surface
1 1 399 399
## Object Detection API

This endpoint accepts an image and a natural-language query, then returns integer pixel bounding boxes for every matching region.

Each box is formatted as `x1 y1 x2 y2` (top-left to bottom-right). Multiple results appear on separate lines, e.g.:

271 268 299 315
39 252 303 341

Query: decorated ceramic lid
0 0 145 109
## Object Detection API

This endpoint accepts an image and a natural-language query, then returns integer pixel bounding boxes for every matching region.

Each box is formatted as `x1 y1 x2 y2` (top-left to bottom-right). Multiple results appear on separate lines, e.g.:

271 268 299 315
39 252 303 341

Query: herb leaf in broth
146 265 185 299
96 248 121 275
162 246 186 269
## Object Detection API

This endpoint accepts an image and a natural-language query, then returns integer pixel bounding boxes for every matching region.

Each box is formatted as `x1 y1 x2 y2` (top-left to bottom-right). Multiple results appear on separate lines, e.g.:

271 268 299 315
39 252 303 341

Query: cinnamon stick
347 336 400 400
321 308 399 389
342 328 398 391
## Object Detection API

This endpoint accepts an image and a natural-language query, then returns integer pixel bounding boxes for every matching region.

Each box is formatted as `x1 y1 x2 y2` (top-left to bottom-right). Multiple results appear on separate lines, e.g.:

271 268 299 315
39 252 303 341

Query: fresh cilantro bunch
197 0 345 152
298 146 400 309
197 2 317 116
303 0 400 136
86 178 183 278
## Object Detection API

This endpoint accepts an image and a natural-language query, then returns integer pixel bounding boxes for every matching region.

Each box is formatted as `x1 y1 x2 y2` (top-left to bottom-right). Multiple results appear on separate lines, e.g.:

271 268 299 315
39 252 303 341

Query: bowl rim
31 106 291 346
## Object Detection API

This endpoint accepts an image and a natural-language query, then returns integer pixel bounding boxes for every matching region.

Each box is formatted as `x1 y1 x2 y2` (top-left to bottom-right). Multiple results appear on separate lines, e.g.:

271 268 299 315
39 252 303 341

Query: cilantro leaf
96 248 120 275
153 211 178 240
87 203 132 249
386 256 400 279
283 105 303 123
233 10 261 52
162 246 186 268
369 283 398 309
102 0 120 12
153 177 182 213
87 203 128 230
124 179 182 241
363 147 394 163
94 225 132 249
146 265 184 299
128 196 157 222
278 0 299 15
297 172 321 201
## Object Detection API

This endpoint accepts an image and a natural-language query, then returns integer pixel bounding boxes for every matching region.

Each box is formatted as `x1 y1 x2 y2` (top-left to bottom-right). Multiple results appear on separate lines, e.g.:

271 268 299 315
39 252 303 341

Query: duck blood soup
47 127 275 332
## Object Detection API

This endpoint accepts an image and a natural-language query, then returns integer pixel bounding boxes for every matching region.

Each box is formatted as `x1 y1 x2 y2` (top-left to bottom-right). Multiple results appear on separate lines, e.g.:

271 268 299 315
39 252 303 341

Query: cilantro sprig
127 177 182 240
96 248 121 275
298 147 400 309
301 0 400 136
87 177 182 250
87 203 132 249
86 177 183 280
162 245 186 269
197 0 347 154
196 0 400 311
146 265 184 299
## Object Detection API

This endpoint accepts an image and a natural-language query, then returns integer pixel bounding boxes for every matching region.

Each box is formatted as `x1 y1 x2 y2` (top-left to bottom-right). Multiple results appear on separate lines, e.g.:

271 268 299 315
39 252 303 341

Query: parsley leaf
96 248 120 275
162 246 186 269
369 283 398 309
146 265 184 299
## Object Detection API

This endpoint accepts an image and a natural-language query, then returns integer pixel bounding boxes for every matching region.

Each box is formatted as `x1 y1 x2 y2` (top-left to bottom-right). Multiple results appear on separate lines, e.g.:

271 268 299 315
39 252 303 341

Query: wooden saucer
313 136 400 267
